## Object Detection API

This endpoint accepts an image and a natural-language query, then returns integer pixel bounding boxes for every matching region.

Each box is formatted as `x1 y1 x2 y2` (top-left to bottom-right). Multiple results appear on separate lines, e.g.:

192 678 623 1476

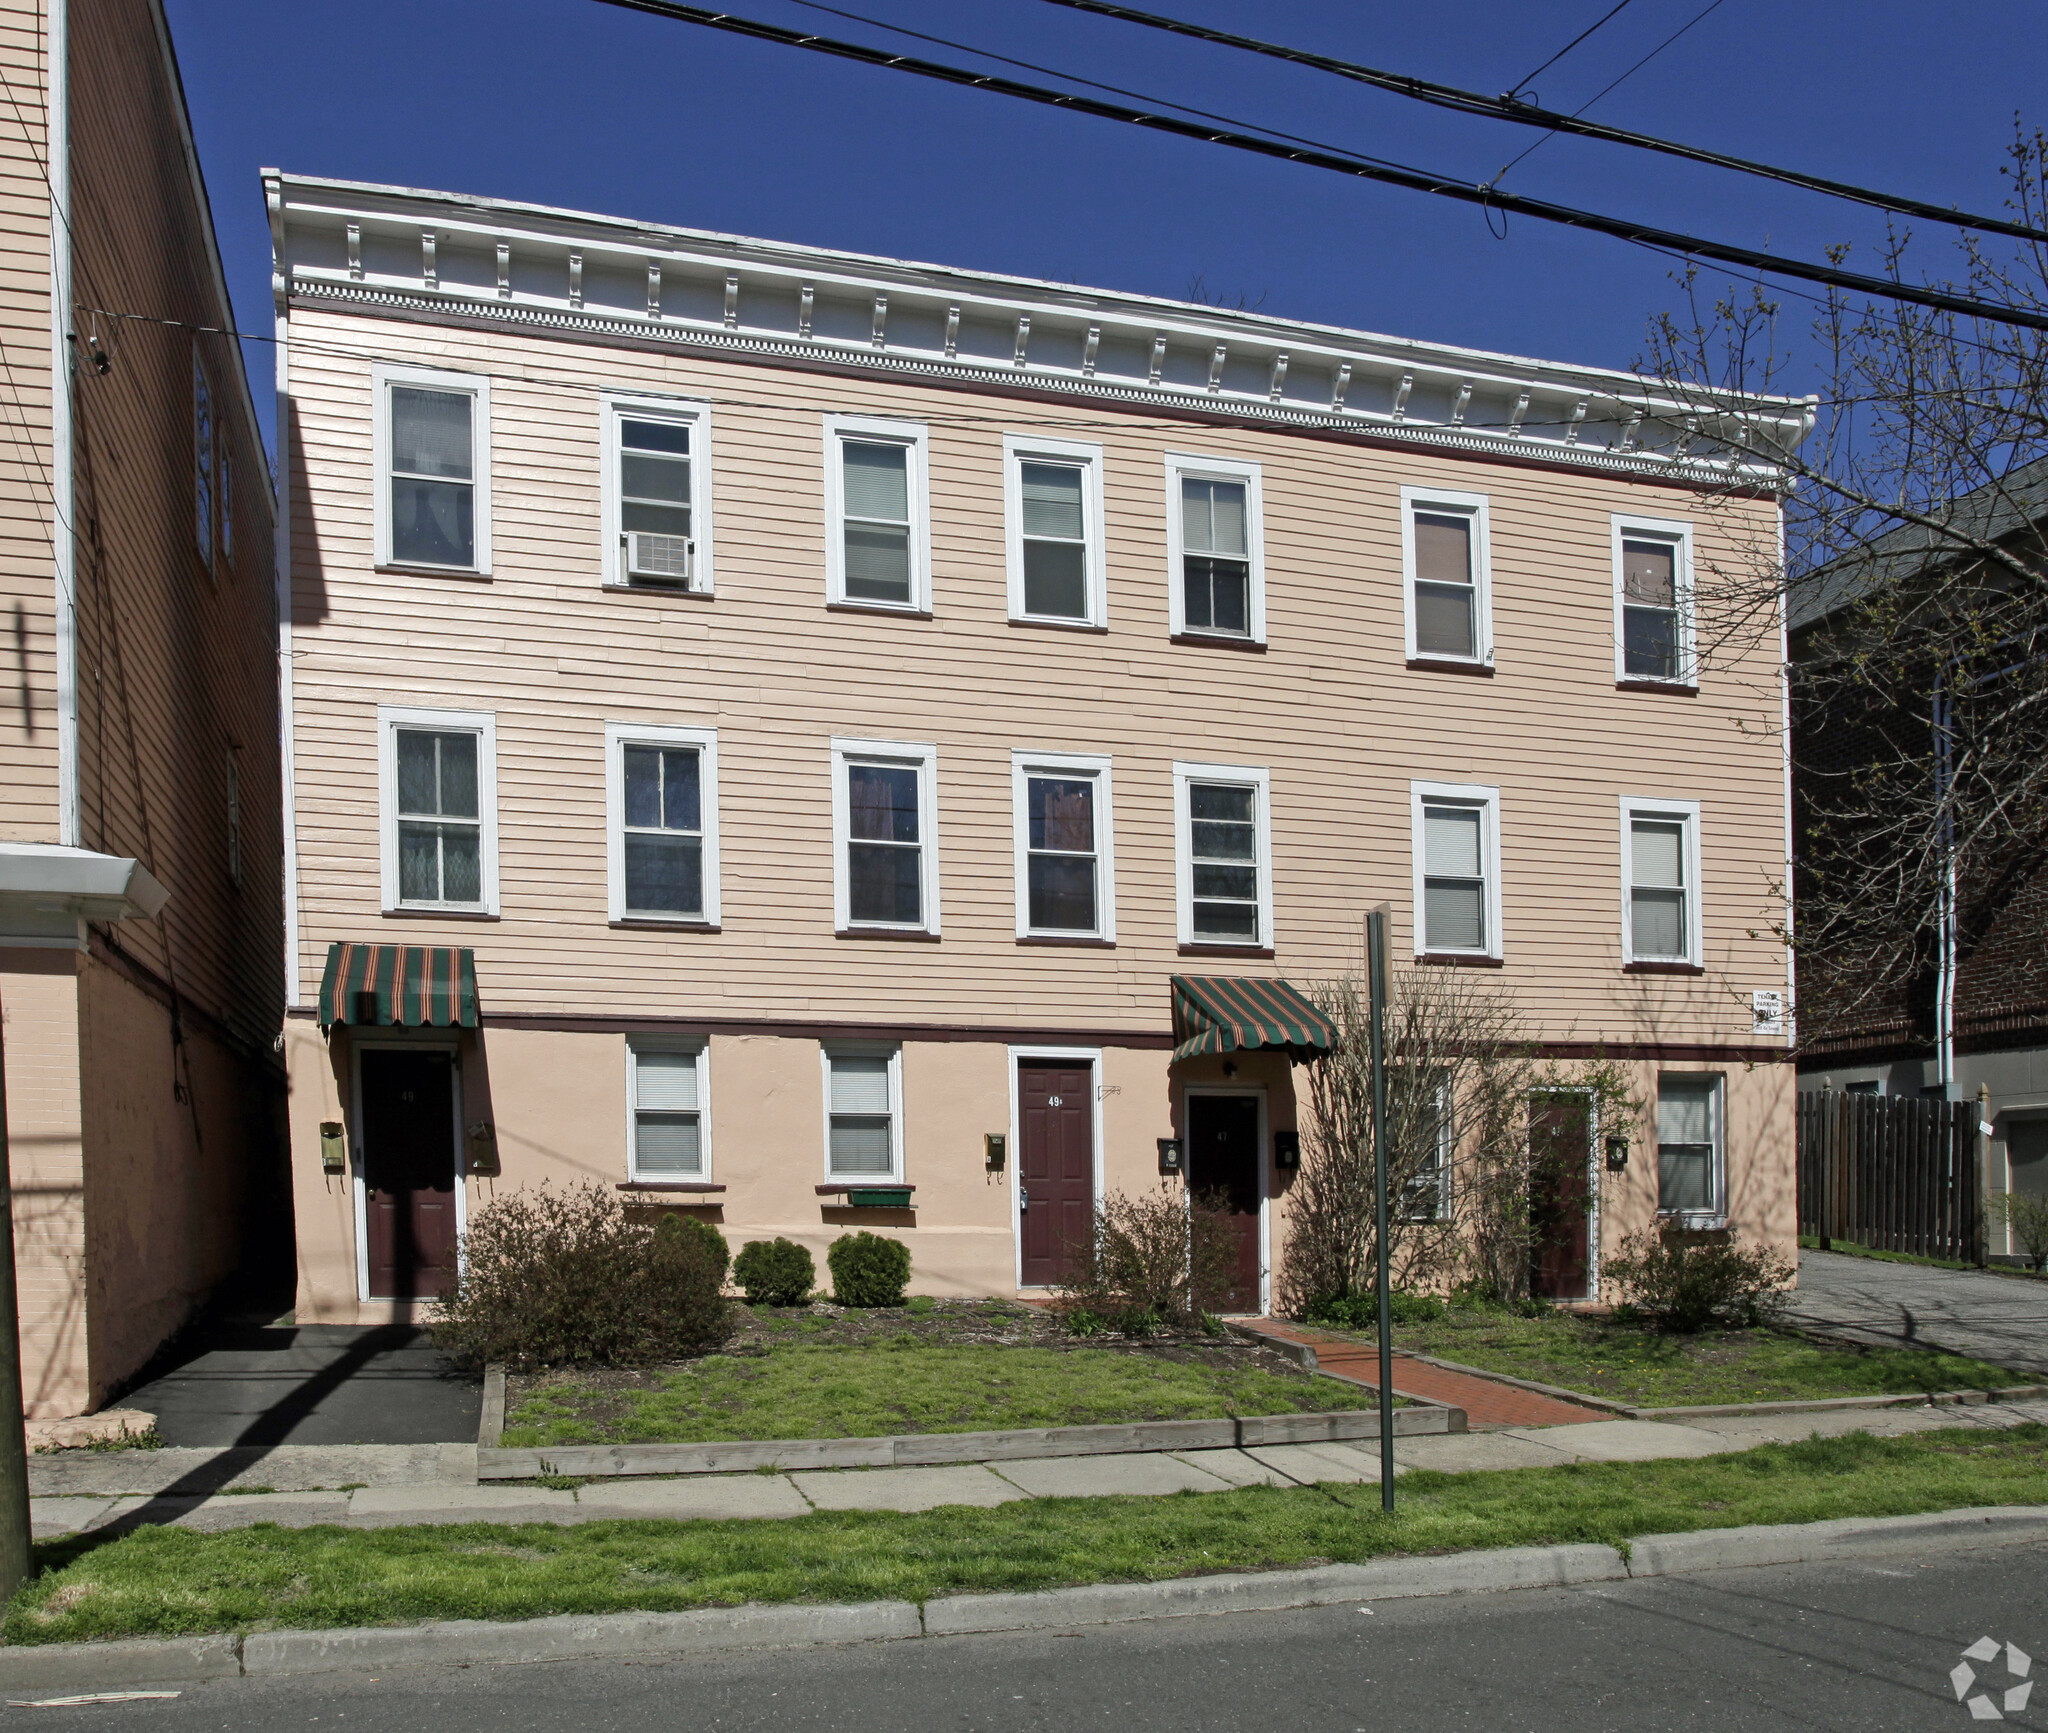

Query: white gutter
268 175 300 1006
48 0 73 845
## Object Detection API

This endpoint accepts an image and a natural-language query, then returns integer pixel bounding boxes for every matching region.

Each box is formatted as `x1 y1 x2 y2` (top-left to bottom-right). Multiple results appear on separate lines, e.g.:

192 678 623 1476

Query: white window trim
1619 795 1703 967
601 392 714 593
1400 485 1493 666
626 1035 711 1183
1009 750 1116 941
1657 1071 1726 1227
1410 779 1504 960
823 414 931 612
1172 760 1274 949
605 721 721 926
1164 451 1266 643
1003 434 1106 626
821 1039 905 1183
377 704 499 915
831 735 941 934
373 362 492 574
1398 1075 1456 1223
1611 513 1695 686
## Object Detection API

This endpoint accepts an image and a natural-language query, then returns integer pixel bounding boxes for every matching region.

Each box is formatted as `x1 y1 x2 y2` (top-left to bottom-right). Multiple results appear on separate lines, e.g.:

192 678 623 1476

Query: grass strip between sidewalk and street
9 1424 2044 1645
502 1343 1375 1447
1361 1308 2025 1407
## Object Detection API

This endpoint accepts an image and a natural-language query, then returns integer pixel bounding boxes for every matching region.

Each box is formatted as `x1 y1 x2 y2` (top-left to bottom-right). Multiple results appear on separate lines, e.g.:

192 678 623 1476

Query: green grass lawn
11 1425 2044 1644
501 1343 1375 1448
1364 1306 2026 1408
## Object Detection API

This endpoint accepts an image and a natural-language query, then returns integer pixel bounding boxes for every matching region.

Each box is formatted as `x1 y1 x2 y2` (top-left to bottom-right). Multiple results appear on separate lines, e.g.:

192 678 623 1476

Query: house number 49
1047 1095 1063 1107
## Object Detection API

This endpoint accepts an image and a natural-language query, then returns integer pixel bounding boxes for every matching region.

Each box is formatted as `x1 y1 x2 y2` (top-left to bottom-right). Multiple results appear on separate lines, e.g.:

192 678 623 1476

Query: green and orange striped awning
1171 975 1334 1064
318 942 479 1030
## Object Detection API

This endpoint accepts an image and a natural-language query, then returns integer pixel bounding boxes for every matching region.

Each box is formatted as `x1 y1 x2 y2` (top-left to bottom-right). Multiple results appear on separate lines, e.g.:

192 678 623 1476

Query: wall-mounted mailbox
1604 1133 1630 1172
1273 1130 1301 1170
984 1132 1007 1171
467 1120 501 1177
1157 1136 1184 1175
318 1121 346 1175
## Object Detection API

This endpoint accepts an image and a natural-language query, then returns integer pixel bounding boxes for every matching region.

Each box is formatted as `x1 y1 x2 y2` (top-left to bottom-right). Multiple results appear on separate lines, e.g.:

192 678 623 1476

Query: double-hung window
607 723 720 924
379 706 498 914
1411 781 1502 959
1613 516 1693 685
833 738 939 933
1004 436 1105 624
193 355 214 568
1401 487 1491 665
1174 762 1273 947
1166 454 1264 642
1621 797 1702 966
375 365 490 573
1011 752 1114 940
1656 1074 1722 1219
627 1040 709 1179
1398 1074 1454 1220
604 396 711 591
825 416 929 611
824 1043 902 1180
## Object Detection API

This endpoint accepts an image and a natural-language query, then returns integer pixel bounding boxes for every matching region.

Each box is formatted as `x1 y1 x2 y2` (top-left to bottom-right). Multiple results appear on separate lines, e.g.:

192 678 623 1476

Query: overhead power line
1506 0 1636 100
590 0 2048 334
1036 0 2048 246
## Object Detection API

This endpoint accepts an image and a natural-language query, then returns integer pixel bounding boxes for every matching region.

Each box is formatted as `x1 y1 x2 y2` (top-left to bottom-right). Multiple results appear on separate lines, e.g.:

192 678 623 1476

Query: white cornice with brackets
263 171 1814 483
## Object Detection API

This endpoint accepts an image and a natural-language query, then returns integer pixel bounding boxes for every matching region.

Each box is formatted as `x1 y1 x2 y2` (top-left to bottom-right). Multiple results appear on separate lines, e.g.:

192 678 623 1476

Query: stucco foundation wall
2 953 87 1417
289 1019 1788 1320
78 956 274 1406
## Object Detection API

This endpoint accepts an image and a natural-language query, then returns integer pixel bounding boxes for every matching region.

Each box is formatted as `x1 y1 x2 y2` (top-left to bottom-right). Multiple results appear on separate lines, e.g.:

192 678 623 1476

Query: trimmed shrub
1303 1290 1445 1330
656 1213 729 1283
432 1182 730 1371
827 1231 911 1307
1606 1227 1793 1332
734 1237 816 1307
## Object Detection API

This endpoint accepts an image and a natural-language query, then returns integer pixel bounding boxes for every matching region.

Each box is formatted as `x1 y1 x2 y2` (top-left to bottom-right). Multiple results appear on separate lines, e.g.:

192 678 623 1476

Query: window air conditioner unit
626 532 695 585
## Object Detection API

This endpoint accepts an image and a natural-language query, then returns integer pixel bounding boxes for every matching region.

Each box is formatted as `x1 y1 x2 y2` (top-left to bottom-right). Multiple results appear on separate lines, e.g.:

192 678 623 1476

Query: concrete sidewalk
32 1398 2048 1541
1786 1249 2048 1375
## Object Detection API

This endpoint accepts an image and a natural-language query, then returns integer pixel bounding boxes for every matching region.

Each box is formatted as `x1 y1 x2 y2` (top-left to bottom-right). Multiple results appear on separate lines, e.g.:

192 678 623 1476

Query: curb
1 1506 2040 1688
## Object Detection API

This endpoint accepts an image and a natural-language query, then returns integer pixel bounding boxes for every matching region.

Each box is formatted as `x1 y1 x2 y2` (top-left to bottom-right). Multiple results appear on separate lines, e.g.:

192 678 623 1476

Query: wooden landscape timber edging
477 1401 1461 1481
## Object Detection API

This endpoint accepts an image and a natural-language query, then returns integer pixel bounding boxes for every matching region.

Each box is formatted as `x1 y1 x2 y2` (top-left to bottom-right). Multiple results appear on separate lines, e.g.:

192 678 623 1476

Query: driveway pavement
118 1322 482 1448
1787 1249 2048 1376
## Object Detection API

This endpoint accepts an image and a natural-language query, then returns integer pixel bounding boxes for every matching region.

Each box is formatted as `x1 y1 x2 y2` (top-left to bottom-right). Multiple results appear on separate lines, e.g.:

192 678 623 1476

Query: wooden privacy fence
1796 1092 1986 1264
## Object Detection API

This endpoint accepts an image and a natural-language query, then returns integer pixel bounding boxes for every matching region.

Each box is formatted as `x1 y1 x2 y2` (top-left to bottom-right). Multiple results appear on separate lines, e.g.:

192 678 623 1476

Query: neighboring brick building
1790 457 2048 1252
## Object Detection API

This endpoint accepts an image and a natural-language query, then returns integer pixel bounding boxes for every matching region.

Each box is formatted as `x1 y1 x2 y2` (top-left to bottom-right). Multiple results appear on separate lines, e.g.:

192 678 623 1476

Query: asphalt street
11 1541 2043 1732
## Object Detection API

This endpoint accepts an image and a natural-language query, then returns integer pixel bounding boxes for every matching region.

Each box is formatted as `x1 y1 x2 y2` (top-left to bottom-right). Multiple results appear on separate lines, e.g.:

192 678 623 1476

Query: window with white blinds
1411 781 1501 959
1656 1074 1721 1218
825 1047 900 1179
826 417 929 610
629 1043 707 1179
1622 798 1700 966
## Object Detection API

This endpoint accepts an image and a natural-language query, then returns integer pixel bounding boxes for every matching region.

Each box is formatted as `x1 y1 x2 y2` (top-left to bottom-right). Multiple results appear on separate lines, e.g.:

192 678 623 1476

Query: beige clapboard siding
0 0 57 842
56 0 281 1044
287 305 1787 1044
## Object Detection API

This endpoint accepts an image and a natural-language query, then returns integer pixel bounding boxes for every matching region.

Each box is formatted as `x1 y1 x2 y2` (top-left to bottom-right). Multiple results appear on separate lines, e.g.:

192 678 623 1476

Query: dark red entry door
1529 1091 1593 1301
1186 1093 1262 1313
1018 1063 1095 1287
360 1048 459 1300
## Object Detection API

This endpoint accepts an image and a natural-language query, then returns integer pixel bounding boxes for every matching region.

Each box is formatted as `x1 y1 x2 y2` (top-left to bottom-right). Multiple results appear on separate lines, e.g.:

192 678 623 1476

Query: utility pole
0 996 33 1597
1366 905 1395 1514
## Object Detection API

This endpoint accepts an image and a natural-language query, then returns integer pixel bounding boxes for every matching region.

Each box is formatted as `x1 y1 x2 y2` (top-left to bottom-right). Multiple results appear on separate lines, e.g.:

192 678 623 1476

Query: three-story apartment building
270 173 1808 1319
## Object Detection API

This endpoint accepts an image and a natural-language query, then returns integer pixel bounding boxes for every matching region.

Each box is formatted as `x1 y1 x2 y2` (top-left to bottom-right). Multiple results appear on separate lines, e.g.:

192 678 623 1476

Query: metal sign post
1366 905 1395 1513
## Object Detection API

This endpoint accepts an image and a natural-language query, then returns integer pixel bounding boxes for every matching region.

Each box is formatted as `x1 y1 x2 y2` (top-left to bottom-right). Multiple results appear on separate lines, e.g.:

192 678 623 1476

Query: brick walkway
1244 1320 1609 1429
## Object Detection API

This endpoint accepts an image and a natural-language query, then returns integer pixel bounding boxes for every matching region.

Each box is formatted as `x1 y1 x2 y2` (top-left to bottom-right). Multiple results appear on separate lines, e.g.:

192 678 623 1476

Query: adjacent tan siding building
0 0 282 1416
272 174 1804 1319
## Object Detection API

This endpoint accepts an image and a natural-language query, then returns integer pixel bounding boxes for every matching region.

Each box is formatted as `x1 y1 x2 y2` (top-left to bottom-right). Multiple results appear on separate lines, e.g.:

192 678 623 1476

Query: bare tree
1640 126 2048 1045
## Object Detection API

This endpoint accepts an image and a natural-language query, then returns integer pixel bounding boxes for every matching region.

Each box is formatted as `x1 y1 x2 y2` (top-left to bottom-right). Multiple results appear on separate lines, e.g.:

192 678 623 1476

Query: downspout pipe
49 0 74 845
1932 673 1957 1097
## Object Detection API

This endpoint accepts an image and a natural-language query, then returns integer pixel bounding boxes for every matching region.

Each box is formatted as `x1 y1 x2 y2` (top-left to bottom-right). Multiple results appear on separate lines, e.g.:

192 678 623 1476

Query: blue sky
163 0 2047 458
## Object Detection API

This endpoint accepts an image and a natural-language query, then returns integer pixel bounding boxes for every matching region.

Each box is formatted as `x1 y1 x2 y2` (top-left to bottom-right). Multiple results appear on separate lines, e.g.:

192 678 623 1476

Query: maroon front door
1186 1093 1262 1313
1529 1090 1593 1301
360 1048 459 1300
1018 1063 1095 1287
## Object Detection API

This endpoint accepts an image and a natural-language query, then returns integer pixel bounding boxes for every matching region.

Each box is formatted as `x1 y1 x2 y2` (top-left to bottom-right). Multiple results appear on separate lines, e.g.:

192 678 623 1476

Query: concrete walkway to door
1785 1249 2048 1377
